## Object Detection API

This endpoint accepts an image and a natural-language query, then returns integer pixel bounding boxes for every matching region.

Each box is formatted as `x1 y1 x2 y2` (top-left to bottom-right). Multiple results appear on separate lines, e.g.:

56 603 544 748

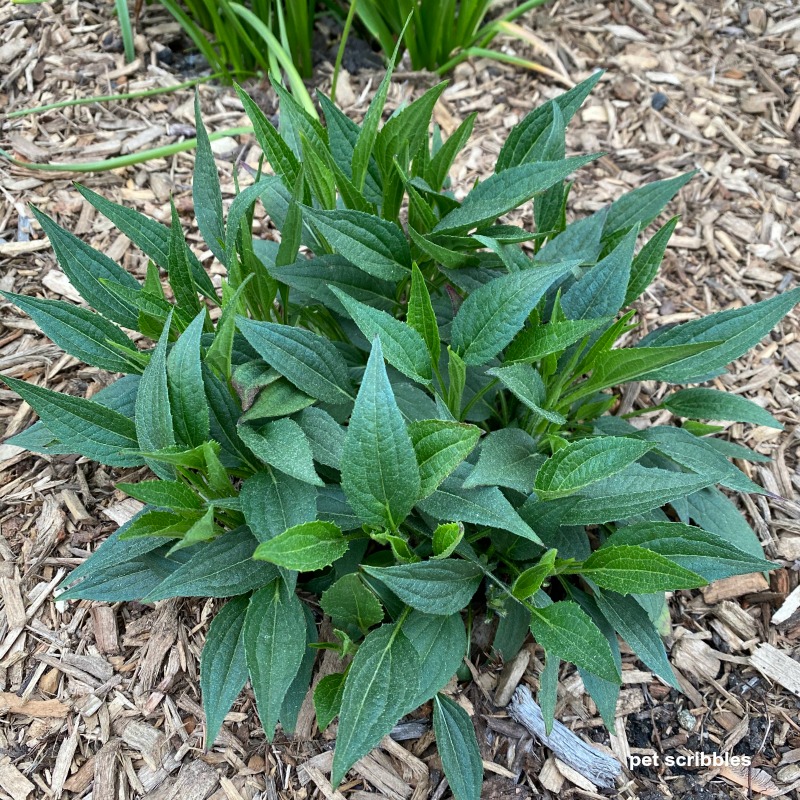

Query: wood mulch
1 0 800 798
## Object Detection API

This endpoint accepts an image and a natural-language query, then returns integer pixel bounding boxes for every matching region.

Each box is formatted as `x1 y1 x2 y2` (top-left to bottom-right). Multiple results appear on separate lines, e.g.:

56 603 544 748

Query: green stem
0 126 253 173
7 75 229 119
332 0 358 100
459 377 498 421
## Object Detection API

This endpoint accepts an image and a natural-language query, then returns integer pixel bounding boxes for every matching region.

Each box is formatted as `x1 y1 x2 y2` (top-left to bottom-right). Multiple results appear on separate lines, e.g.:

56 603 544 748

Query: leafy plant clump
4 67 796 794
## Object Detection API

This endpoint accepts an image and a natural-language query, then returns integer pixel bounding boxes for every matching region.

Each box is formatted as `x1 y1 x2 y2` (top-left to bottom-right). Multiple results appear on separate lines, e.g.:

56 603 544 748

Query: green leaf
408 419 482 498
1 376 141 467
427 112 476 191
639 286 800 382
314 672 347 731
167 310 210 448
135 313 175 478
59 545 190 601
238 418 323 486
498 71 602 170
240 469 317 543
331 287 431 384
32 207 140 328
512 549 557 599
493 600 530 661
271 255 396 314
56 512 166 592
165 503 214 552
116 479 202 511
624 217 678 304
167 202 202 317
200 595 248 744
297 406 346 469
241 378 315 422
663 388 781 429
434 155 600 234
235 84 301 189
560 464 713 525
144 527 278 601
302 207 411 280
581 545 706 593
605 522 774 582
578 342 719 396
505 316 611 363
432 522 464 560
321 573 384 632
318 91 382 202
591 588 678 689
463 429 544 493
363 560 482 615
451 261 577 365
1 292 140 373
404 610 466 709
280 605 318 735
417 474 542 544
407 263 441 363
244 579 307 740
117 508 194 541
534 437 655 500
341 338 421 529
561 226 638 320
529 601 619 683
75 184 218 302
539 650 560 734
253 521 347 571
237 318 354 404
684 487 764 558
376 82 448 174
351 59 394 192
487 363 566 425
604 172 695 235
332 623 420 786
193 92 226 264
637 426 764 495
433 694 483 800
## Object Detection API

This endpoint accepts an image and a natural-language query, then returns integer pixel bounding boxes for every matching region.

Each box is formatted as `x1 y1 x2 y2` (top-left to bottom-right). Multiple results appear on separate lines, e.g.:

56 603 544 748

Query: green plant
3 68 795 794
156 0 316 113
354 0 553 73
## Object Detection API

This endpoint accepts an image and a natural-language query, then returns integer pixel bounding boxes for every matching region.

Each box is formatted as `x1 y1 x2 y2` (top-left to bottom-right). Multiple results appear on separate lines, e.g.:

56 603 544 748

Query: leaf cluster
3 67 795 794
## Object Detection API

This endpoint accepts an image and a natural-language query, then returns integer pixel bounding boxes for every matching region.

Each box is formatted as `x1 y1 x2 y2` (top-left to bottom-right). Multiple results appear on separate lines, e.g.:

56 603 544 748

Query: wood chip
494 648 531 707
702 573 770 604
0 692 70 718
749 644 800 697
0 758 35 800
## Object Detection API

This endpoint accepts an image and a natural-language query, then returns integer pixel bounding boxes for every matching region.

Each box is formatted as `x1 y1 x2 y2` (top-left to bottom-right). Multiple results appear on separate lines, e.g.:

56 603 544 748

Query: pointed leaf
201 595 249 744
451 261 577 365
433 694 483 800
363 560 482 615
529 601 619 683
237 318 354 404
341 338 421 529
253 521 347 571
331 623 419 786
534 437 655 500
244 579 307 740
408 419 481 498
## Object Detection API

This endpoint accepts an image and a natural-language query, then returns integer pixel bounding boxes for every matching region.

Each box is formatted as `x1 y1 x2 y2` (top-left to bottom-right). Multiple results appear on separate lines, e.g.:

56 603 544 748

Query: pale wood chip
0 757 35 800
718 763 782 796
0 692 70 718
749 644 800 696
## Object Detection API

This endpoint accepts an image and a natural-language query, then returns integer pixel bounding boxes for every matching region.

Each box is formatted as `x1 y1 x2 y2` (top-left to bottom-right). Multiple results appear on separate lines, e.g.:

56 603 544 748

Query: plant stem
6 75 228 119
0 126 253 173
332 0 359 100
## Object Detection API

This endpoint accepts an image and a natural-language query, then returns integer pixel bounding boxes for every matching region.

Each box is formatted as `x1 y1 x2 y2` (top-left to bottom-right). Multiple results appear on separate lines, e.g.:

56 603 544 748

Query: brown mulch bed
2 0 800 798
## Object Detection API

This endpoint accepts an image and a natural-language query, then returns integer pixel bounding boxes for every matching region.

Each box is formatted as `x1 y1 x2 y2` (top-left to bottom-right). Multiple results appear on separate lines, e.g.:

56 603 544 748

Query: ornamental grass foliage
4 67 798 794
